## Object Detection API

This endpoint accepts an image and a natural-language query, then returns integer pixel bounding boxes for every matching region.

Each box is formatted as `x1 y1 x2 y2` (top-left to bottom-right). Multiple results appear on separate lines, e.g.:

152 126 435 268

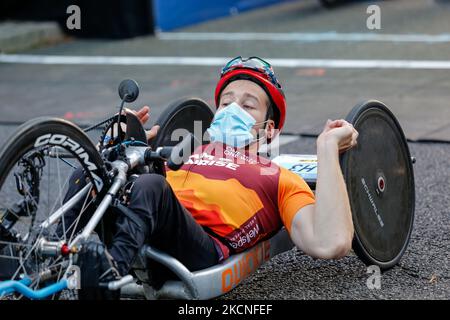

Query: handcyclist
65 56 358 291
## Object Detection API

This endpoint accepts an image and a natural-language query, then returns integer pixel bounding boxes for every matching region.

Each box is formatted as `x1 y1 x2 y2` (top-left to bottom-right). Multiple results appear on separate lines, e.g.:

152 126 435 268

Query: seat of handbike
128 227 294 300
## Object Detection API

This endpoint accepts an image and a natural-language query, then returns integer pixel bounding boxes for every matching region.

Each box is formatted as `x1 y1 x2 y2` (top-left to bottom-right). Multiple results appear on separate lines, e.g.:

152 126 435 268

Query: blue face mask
207 102 265 148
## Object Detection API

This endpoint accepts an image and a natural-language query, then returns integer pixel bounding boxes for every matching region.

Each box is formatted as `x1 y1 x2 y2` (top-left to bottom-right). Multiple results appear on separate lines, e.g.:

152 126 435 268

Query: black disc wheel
150 97 214 149
340 100 415 270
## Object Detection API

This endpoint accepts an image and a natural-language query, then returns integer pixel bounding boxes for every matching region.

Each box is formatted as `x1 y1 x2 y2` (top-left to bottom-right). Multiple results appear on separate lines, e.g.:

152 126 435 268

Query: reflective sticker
272 154 318 181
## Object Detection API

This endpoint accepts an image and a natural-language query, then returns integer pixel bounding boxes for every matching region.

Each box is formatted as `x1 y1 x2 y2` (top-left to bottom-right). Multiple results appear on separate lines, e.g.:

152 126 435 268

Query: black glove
76 241 122 289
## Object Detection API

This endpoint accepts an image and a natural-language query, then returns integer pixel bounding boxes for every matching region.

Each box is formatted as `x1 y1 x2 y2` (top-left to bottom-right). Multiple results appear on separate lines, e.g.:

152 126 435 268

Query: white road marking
1 54 450 70
157 32 450 43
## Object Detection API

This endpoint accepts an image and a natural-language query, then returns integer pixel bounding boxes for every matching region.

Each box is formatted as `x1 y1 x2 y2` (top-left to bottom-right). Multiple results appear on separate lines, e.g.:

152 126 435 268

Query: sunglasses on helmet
221 56 282 89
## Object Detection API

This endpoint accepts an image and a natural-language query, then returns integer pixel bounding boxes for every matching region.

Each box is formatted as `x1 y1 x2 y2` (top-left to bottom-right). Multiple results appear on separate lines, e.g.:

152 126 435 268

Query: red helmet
214 56 286 131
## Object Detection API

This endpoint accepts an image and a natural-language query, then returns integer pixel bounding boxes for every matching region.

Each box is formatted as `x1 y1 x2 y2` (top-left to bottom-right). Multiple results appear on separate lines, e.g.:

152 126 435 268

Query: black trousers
61 168 219 286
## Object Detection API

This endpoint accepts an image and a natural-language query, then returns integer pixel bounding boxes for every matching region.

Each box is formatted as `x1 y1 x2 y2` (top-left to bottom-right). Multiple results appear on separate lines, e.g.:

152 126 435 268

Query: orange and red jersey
165 142 315 260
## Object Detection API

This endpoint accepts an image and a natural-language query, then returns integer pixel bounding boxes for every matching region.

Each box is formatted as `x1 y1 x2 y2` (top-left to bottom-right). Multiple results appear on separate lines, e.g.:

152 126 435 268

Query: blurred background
1 0 450 299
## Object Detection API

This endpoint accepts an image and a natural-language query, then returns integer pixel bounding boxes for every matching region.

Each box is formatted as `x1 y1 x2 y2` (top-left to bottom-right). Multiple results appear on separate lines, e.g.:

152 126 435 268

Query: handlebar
144 133 195 171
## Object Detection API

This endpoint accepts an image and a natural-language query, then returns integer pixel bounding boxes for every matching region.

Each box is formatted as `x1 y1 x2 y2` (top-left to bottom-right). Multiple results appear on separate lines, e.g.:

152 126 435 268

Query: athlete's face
218 80 275 140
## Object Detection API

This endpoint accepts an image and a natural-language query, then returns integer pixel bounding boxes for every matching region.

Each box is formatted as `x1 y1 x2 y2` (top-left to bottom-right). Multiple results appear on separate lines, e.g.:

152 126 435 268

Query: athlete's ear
266 119 275 141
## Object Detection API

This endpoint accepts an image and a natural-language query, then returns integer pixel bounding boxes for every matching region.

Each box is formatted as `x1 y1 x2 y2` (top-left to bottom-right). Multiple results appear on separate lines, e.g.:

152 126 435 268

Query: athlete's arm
290 120 358 259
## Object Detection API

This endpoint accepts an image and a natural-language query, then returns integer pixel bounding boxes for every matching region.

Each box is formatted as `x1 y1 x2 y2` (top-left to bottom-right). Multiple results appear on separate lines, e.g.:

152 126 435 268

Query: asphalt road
1 0 450 300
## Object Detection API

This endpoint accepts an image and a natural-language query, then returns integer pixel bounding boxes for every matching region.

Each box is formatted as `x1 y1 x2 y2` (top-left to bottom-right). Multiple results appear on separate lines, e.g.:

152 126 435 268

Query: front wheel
0 117 108 299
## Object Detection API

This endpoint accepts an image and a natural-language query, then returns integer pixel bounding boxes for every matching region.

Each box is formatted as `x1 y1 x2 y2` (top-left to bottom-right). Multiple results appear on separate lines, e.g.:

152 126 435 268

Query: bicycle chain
96 114 127 151
83 115 117 133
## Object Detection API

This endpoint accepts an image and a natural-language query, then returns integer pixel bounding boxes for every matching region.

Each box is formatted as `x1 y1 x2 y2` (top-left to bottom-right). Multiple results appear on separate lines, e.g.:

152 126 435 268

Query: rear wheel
0 117 108 299
341 101 415 270
151 97 214 148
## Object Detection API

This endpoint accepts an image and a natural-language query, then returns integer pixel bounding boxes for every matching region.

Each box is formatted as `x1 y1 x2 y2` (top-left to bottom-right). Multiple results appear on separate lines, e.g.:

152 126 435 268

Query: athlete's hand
130 106 160 142
318 119 358 154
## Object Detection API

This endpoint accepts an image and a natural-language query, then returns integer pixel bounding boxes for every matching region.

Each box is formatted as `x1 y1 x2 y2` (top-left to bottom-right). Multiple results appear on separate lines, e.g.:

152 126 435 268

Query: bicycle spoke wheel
0 118 107 300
